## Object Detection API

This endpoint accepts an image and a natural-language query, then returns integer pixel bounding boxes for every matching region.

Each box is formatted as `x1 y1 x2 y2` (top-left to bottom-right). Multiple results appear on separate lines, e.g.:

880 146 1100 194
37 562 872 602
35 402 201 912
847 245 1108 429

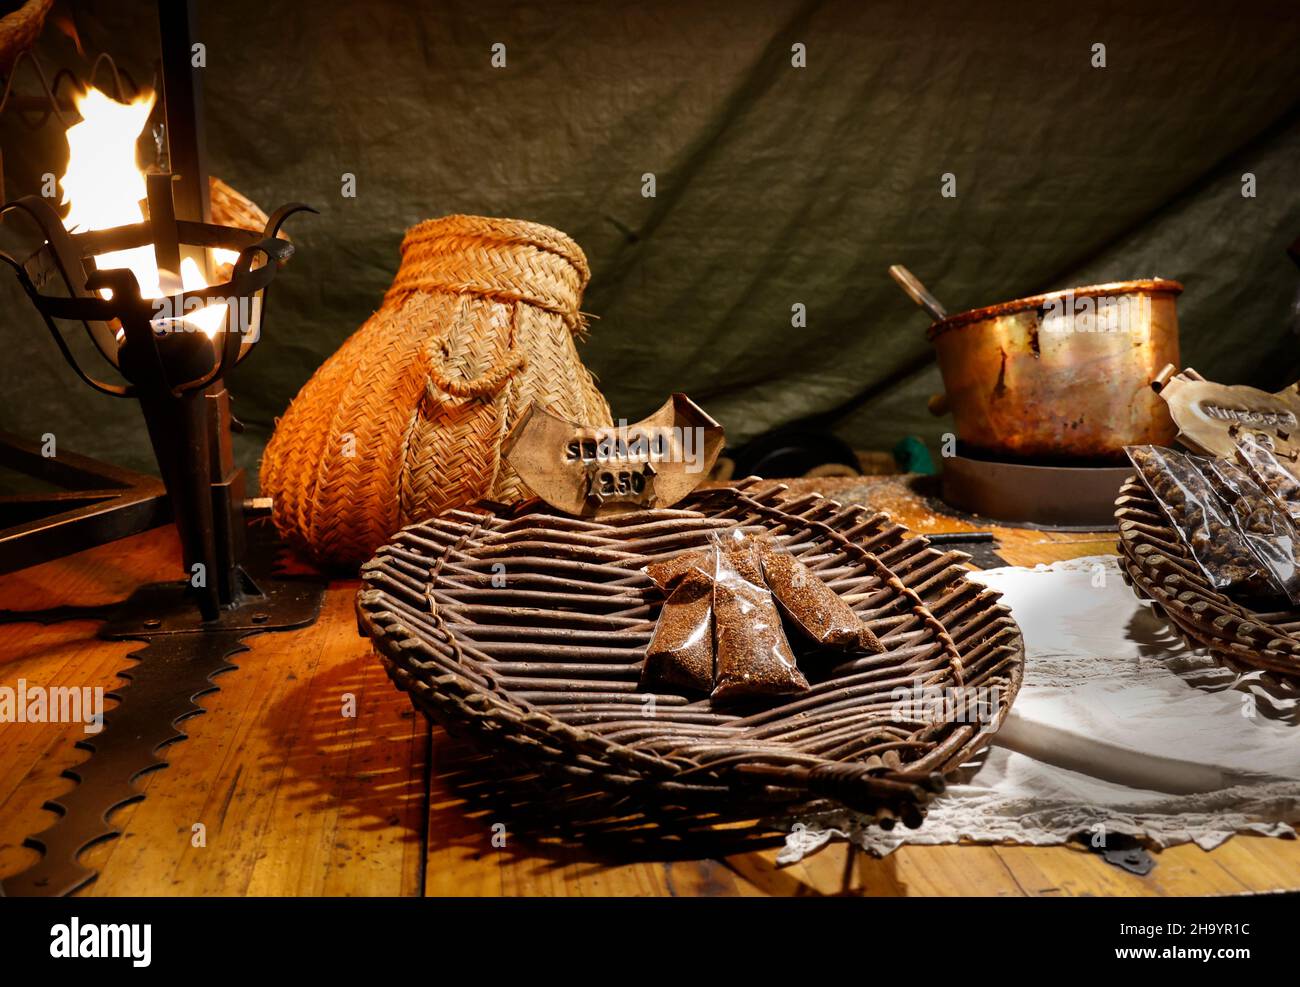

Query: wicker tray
358 479 1024 834
1116 476 1300 680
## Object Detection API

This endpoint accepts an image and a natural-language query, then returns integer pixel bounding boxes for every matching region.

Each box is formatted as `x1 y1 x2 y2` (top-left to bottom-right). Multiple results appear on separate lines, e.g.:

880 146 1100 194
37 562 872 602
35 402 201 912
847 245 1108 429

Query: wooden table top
2 474 1297 897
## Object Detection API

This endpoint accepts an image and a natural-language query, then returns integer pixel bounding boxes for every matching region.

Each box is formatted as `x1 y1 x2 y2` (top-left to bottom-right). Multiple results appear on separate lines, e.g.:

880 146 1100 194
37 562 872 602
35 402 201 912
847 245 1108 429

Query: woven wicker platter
1116 476 1300 680
358 479 1024 836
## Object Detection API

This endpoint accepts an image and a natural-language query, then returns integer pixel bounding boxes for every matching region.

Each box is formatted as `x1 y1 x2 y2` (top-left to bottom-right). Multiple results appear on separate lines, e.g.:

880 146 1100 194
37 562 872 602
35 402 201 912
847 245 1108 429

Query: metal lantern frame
0 183 311 619
0 186 307 395
0 0 327 899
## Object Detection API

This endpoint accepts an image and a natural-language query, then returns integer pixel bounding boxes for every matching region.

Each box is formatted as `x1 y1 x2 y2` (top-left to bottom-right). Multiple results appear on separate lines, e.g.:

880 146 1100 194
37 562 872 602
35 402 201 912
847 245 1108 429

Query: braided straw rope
260 215 611 569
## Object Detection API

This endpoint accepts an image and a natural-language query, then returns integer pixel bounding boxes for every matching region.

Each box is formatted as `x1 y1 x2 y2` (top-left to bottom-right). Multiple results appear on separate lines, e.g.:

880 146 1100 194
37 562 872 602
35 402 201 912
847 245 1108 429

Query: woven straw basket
260 215 611 569
208 176 274 236
0 0 51 77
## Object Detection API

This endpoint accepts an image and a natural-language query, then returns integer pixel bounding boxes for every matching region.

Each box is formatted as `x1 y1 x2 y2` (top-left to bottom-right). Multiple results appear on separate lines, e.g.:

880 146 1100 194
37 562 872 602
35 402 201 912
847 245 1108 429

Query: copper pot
926 279 1182 462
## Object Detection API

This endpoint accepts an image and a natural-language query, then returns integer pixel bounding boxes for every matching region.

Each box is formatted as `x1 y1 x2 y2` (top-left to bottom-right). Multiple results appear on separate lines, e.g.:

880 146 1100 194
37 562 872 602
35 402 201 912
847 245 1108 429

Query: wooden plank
421 735 761 896
80 583 426 896
422 734 507 896
0 631 139 882
0 528 181 884
994 845 1162 897
875 845 1028 896
1179 836 1300 893
1 476 1298 897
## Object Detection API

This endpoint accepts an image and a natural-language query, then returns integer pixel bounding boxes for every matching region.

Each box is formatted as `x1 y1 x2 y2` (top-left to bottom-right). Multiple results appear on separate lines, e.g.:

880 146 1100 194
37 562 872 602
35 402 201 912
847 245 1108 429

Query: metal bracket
99 545 323 639
922 531 1007 570
0 432 170 575
1075 832 1157 876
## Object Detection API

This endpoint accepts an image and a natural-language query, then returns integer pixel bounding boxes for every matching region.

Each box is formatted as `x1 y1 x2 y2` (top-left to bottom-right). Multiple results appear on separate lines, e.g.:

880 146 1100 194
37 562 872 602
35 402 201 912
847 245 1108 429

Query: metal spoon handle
888 264 948 322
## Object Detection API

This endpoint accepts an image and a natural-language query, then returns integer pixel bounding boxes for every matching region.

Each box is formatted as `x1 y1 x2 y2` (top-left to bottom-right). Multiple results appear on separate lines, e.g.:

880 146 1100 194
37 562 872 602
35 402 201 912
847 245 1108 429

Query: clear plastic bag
757 538 883 652
710 530 809 700
1233 433 1300 523
1126 445 1283 599
1197 457 1300 605
641 562 715 694
643 549 711 592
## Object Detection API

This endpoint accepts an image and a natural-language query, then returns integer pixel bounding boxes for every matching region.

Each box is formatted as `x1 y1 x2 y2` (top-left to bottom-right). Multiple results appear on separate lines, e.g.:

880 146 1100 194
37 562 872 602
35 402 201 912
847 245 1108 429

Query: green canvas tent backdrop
2 0 1297 484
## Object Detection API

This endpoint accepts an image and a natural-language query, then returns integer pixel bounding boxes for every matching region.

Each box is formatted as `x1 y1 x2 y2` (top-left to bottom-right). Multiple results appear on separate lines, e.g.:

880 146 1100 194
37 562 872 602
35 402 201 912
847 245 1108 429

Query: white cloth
779 556 1300 864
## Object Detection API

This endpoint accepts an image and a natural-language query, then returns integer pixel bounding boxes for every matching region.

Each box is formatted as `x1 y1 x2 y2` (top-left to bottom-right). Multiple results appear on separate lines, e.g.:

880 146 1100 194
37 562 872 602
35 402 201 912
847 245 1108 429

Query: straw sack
260 215 611 569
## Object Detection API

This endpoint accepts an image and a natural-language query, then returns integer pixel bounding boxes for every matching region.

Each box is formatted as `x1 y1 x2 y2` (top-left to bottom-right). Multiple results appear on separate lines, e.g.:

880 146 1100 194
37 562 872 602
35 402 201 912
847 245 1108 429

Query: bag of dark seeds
756 537 883 652
642 549 711 592
1126 445 1284 599
1195 457 1300 605
710 530 809 700
1233 433 1300 522
641 565 715 694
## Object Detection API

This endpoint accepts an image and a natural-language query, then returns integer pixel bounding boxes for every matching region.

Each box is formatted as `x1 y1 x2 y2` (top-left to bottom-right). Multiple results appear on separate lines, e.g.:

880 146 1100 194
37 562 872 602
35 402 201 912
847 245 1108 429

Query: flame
61 87 237 338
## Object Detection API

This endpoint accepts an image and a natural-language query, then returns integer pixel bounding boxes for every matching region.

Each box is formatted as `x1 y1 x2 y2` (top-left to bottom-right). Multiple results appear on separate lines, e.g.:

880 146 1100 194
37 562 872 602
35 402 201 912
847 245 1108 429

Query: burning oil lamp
0 85 313 622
